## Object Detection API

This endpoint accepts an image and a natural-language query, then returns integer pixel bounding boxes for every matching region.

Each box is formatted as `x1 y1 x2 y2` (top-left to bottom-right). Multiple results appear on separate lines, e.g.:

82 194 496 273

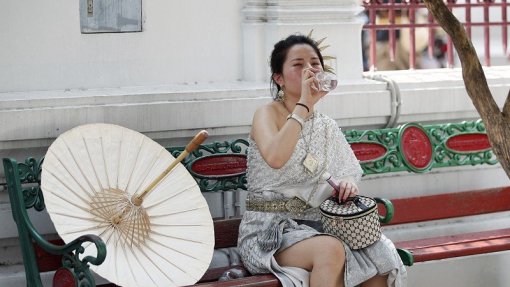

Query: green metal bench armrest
397 248 414 266
27 219 107 285
28 222 107 267
374 197 394 224
3 157 107 286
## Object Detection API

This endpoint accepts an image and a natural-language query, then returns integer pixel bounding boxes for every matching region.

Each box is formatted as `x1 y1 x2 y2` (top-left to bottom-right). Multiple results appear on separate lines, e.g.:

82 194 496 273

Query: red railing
362 0 510 71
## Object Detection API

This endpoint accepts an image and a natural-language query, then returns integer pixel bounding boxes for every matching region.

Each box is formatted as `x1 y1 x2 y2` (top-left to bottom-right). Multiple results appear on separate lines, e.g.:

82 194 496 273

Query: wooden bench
3 119 506 286
391 186 510 263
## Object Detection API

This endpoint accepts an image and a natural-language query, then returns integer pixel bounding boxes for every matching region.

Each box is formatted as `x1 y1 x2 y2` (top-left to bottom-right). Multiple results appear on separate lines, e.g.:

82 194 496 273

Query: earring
276 89 285 102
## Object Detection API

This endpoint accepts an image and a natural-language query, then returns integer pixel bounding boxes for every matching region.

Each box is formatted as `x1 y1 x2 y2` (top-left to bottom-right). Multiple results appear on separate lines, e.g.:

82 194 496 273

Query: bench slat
192 274 280 287
386 187 510 225
396 228 510 262
199 266 244 283
214 218 242 249
34 220 243 278
34 239 64 272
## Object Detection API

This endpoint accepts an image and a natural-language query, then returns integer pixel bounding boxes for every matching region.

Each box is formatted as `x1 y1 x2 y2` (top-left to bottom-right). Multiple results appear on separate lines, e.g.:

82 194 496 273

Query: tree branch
423 0 510 179
423 0 501 118
504 90 510 118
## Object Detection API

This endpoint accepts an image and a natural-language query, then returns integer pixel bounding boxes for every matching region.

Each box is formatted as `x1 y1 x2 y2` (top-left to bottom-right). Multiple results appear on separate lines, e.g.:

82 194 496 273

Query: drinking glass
316 71 338 92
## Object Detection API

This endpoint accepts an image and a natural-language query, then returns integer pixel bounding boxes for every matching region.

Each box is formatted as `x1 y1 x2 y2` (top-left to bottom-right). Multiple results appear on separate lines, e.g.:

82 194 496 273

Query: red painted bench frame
396 228 510 263
390 186 510 262
387 186 510 226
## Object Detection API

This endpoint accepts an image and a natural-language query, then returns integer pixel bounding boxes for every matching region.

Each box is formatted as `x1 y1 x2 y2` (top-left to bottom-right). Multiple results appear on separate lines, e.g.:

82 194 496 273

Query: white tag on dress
303 153 319 174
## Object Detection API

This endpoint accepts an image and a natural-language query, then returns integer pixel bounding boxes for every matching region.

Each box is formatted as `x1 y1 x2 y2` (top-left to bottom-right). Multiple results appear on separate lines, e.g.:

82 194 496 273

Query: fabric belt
245 197 309 213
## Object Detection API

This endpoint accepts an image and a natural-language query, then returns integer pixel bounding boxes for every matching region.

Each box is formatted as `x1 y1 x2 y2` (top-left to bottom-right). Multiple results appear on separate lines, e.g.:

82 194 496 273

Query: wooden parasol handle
132 130 209 205
185 130 209 153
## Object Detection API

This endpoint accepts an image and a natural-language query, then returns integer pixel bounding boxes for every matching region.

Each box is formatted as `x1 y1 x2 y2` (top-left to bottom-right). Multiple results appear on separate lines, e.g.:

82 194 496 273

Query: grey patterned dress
238 112 407 287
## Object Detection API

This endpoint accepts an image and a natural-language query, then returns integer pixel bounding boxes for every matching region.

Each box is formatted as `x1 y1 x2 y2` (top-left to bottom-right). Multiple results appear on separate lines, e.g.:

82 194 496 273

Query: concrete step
0 264 110 287
0 264 50 287
407 251 510 287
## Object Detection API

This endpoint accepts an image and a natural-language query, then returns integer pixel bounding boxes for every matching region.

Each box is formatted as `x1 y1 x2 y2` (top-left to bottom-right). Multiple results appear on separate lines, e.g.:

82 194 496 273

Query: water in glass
316 71 338 92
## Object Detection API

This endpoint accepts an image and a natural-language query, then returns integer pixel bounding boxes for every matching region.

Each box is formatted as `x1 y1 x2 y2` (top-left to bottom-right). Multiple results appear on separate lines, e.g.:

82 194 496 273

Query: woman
237 34 407 287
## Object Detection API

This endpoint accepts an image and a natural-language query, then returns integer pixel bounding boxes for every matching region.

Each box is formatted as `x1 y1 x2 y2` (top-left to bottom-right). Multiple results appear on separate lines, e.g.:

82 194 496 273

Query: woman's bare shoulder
251 101 285 138
253 101 287 128
254 101 282 119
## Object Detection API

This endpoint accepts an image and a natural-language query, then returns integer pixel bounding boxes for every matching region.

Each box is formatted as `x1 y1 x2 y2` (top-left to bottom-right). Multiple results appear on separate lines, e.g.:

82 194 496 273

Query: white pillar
241 0 269 82
241 0 365 82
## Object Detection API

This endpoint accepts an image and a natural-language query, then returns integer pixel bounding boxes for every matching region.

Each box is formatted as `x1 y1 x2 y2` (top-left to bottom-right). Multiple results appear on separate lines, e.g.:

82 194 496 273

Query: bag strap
327 196 370 211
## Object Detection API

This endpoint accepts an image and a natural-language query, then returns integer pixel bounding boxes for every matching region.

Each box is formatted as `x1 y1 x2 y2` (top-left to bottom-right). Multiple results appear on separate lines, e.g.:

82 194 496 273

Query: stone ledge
0 79 387 144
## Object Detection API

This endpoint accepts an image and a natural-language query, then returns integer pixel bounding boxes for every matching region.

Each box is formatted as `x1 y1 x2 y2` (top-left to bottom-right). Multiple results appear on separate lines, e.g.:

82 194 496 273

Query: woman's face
275 43 323 98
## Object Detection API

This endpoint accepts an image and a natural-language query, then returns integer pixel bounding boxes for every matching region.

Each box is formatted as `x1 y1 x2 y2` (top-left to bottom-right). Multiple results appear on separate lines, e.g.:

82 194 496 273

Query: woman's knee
311 236 346 267
274 236 346 272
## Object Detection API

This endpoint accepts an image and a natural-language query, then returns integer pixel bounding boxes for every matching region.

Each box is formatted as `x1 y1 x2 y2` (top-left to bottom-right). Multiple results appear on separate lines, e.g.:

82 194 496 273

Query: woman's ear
273 73 284 87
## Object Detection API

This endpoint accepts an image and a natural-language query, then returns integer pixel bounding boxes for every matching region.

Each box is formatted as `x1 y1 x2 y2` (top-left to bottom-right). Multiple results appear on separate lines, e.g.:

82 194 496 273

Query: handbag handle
327 196 371 212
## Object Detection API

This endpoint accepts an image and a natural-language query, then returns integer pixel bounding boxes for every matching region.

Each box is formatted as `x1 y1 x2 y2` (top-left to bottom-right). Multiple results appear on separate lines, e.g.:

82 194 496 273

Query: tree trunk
423 0 510 179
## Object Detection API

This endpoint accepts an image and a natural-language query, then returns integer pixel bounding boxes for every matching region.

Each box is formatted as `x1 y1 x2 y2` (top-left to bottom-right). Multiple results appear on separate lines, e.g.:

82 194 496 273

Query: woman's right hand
300 67 328 108
332 180 359 203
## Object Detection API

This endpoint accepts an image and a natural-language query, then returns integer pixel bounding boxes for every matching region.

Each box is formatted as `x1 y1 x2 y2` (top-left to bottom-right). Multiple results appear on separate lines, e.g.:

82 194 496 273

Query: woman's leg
360 274 389 287
274 235 346 287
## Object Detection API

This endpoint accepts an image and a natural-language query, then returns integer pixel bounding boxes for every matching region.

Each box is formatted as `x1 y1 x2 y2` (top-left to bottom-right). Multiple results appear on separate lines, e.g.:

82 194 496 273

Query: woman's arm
337 130 363 183
252 66 327 169
250 103 306 169
329 126 364 201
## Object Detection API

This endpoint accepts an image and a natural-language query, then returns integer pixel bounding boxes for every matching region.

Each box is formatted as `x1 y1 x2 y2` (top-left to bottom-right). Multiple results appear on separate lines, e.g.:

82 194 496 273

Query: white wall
0 0 243 92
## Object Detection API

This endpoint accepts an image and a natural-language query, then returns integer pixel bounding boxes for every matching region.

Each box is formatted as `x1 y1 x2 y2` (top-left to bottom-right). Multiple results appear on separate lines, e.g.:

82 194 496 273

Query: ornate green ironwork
16 157 45 211
60 236 107 287
345 128 407 174
427 120 498 167
167 139 249 192
3 158 107 287
345 120 497 175
166 120 496 184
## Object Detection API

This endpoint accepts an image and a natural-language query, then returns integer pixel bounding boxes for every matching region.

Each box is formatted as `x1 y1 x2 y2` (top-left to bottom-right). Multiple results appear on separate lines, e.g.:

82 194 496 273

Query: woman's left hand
331 180 359 202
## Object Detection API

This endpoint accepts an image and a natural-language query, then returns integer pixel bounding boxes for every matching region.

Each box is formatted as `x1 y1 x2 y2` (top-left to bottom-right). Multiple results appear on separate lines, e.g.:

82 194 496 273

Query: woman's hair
269 34 325 100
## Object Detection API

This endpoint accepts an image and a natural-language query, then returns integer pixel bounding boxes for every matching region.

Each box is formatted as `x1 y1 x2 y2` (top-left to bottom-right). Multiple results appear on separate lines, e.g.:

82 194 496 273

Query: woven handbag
319 195 381 250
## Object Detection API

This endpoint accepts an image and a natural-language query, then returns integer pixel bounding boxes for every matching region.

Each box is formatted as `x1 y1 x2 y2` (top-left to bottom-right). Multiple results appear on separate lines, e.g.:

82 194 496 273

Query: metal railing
362 0 510 70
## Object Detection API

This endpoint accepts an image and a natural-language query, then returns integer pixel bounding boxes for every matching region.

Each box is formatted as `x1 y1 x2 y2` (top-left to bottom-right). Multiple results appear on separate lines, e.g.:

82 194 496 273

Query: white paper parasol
41 123 214 287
